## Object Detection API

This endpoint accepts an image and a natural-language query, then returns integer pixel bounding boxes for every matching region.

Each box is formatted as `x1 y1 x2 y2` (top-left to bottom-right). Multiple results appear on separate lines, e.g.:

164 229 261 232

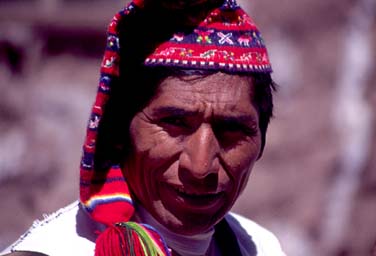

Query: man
1 0 285 255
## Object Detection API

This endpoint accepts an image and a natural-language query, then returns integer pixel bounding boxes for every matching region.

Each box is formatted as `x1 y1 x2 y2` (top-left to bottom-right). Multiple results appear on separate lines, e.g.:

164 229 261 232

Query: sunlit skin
123 72 262 235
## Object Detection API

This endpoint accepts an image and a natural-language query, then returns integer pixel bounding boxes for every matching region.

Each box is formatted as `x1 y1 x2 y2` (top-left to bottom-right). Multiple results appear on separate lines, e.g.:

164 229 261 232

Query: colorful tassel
95 222 170 256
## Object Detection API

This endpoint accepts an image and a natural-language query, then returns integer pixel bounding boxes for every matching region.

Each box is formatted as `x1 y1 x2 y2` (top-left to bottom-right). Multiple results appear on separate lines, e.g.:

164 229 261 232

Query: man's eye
214 122 258 148
160 116 187 127
216 122 258 136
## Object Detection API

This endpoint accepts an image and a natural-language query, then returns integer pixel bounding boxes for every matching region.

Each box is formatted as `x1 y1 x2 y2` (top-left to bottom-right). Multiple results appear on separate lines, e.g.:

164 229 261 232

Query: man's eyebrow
214 115 258 126
152 106 258 124
152 106 198 116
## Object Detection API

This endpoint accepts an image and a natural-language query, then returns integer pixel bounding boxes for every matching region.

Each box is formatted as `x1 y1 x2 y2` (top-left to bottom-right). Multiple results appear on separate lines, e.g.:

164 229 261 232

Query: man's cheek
149 136 183 160
222 148 256 173
238 168 252 195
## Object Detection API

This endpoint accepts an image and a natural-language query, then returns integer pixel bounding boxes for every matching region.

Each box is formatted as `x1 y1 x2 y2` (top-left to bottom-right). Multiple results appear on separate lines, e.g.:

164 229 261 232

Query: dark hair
252 72 276 158
95 66 275 170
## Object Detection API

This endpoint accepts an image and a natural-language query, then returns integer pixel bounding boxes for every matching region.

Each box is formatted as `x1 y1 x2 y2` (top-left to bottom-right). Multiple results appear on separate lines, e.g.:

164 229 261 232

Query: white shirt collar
135 205 215 256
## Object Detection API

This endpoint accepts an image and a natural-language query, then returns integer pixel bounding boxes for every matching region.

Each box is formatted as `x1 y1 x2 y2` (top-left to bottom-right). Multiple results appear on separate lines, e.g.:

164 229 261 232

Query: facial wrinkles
128 113 181 201
136 116 182 171
158 75 258 152
130 112 165 152
169 77 253 190
159 80 247 123
123 72 263 235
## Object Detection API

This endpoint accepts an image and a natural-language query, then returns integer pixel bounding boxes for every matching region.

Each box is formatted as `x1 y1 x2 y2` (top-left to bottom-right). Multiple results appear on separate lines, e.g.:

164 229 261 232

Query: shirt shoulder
1 202 97 256
226 212 286 256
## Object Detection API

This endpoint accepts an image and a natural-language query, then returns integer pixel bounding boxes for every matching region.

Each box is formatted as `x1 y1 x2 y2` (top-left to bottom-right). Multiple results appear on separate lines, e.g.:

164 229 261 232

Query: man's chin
159 208 225 236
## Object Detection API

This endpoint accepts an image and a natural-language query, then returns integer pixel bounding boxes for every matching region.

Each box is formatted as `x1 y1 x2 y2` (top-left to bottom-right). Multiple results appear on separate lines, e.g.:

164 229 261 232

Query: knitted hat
79 0 271 255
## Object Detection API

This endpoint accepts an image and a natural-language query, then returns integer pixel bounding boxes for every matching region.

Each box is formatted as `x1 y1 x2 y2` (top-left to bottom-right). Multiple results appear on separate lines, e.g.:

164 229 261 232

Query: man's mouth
163 183 224 210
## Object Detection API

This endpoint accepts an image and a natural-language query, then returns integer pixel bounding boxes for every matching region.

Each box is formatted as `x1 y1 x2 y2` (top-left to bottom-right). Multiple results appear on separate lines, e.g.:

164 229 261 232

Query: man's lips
161 183 225 211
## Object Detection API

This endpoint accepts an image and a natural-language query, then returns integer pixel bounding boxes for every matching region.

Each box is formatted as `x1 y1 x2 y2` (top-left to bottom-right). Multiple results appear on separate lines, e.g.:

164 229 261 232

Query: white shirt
1 201 285 256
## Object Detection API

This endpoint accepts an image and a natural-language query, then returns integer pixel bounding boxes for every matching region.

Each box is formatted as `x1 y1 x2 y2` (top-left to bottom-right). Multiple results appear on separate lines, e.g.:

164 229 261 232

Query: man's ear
3 252 49 256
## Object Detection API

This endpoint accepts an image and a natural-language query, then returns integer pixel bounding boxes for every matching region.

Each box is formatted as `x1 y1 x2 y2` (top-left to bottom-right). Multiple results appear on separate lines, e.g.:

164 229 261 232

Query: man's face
124 72 261 235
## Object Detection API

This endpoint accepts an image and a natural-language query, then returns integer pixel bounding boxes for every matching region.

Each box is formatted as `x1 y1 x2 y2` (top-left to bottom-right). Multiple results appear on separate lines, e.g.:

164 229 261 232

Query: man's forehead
146 72 257 118
161 71 252 85
150 105 258 124
157 72 254 96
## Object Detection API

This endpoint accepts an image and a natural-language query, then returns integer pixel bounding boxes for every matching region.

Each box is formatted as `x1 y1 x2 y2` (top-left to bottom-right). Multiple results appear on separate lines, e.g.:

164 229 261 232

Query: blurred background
0 0 375 255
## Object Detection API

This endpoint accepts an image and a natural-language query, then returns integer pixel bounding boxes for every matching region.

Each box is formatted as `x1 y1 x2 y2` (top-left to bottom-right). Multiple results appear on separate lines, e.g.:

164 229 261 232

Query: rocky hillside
0 0 375 255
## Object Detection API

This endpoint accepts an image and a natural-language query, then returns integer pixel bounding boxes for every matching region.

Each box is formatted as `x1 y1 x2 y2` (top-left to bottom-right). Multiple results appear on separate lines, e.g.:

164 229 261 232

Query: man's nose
180 123 220 179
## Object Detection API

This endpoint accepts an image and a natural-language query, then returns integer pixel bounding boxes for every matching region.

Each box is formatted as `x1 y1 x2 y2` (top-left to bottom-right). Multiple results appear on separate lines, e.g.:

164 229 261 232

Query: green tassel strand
116 222 166 256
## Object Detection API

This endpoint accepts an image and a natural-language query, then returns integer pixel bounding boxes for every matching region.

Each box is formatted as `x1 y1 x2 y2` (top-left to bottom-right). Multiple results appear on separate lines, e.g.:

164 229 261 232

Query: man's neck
134 205 215 256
